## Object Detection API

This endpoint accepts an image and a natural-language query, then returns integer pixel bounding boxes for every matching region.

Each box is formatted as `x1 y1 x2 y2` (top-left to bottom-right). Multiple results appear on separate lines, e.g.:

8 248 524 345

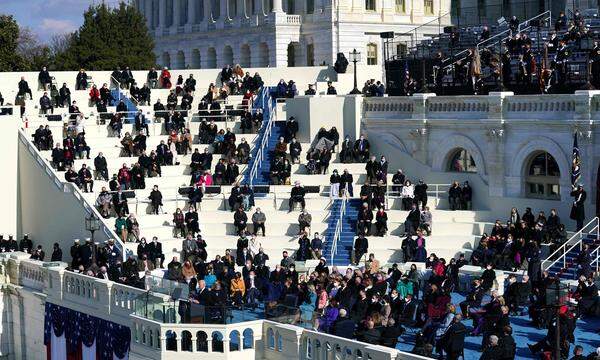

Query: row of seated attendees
59 226 600 359
426 9 600 95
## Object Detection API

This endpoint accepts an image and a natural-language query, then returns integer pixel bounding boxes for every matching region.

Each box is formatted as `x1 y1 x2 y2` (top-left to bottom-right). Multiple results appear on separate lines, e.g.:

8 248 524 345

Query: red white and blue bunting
44 302 130 360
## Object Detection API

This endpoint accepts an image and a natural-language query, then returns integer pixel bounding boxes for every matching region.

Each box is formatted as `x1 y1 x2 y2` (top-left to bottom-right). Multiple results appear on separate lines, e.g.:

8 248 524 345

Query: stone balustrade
130 315 263 359
363 90 600 123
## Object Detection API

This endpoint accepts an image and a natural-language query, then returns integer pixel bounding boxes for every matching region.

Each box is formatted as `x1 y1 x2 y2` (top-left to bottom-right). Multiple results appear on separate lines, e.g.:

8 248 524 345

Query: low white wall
0 114 18 236
17 135 111 257
285 95 362 144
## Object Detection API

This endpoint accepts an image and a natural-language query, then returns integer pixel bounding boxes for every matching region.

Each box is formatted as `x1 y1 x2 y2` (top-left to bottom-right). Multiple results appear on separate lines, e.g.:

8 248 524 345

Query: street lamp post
85 212 101 243
546 280 569 360
349 49 362 94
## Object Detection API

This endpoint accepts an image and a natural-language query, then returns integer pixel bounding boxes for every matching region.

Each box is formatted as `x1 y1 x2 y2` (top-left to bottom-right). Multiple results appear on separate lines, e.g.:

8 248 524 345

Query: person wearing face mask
480 263 496 291
290 138 302 164
148 236 164 268
353 135 370 163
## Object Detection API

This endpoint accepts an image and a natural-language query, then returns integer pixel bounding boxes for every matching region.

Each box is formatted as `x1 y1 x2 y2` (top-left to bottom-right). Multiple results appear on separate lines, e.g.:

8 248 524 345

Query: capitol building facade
135 0 451 69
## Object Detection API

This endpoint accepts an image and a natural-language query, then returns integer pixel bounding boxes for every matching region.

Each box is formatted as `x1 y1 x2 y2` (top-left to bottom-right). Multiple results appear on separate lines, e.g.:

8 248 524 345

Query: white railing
541 217 599 273
329 193 348 265
249 89 275 187
286 14 302 24
18 129 127 261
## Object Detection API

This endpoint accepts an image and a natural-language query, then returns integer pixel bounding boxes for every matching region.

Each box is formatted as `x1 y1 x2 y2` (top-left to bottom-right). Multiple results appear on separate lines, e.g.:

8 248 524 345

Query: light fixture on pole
85 212 101 242
545 280 569 360
349 49 362 95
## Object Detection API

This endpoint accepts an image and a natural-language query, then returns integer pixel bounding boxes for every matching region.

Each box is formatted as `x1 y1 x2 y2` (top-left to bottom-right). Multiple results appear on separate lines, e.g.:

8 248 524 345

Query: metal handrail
17 128 127 260
442 10 552 70
541 217 599 272
330 191 348 265
591 245 600 273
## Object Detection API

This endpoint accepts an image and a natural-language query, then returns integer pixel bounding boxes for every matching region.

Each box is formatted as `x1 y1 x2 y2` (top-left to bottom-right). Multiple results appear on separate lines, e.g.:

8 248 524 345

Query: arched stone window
259 43 270 67
223 45 234 67
447 148 477 173
207 48 217 68
212 331 224 352
162 52 171 69
191 49 201 68
196 331 208 352
229 330 240 351
240 44 251 67
526 151 561 200
181 330 192 352
165 330 177 351
243 328 254 349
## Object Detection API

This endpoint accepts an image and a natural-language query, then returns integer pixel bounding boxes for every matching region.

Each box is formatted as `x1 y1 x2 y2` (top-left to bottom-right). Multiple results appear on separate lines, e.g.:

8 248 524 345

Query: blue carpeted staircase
252 121 286 186
546 234 599 280
110 89 137 122
242 87 281 186
323 198 362 265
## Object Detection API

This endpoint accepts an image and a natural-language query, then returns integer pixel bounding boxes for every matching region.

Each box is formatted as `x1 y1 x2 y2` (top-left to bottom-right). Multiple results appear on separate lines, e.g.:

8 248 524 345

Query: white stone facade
360 91 600 225
135 0 451 69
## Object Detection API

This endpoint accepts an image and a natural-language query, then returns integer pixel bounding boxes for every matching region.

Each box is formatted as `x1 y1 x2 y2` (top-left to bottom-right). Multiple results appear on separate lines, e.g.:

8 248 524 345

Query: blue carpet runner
110 89 138 122
323 199 362 265
242 87 278 186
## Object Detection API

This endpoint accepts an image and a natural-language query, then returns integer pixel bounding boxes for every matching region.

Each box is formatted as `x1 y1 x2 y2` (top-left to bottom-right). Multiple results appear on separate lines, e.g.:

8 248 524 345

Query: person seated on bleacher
108 113 123 138
234 207 248 236
38 66 52 91
133 131 146 156
226 159 240 185
121 66 134 89
146 67 158 89
289 181 306 212
357 202 373 236
130 163 146 189
75 69 88 90
405 203 420 236
175 75 184 95
135 83 149 107
78 164 93 193
18 76 32 100
183 74 196 93
160 67 172 89
51 143 66 170
305 84 316 95
64 166 81 188
353 134 370 163
286 80 298 98
134 110 149 136
180 90 193 110
96 187 113 218
130 82 141 103
236 138 250 164
213 158 227 185
74 132 90 159
162 89 176 111
34 125 53 151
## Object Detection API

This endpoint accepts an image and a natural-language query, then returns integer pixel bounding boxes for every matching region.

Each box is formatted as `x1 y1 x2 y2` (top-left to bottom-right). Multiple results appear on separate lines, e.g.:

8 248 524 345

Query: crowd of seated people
220 64 264 95
469 207 567 276
429 9 600 95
